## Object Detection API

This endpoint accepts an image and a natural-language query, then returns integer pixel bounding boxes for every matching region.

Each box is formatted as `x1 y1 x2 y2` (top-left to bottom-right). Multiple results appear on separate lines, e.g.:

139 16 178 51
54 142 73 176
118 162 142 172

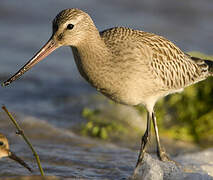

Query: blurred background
0 0 213 179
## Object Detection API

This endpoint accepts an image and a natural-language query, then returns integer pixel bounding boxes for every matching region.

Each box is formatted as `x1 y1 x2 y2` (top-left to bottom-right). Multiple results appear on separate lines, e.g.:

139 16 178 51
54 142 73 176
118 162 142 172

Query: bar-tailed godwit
0 133 32 172
2 9 213 170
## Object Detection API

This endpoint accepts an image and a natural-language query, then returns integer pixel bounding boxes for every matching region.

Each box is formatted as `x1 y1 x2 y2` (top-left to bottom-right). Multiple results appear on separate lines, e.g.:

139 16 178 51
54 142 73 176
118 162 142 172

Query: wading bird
0 133 32 172
2 9 213 170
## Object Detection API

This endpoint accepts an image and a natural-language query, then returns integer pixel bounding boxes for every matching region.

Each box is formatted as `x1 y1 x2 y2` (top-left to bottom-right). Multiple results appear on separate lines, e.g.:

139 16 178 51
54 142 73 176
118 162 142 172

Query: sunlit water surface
0 0 213 179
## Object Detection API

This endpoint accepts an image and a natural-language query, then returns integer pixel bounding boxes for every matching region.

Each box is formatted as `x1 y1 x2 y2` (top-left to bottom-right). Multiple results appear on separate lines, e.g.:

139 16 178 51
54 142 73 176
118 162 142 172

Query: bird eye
0 141 4 146
67 24 74 30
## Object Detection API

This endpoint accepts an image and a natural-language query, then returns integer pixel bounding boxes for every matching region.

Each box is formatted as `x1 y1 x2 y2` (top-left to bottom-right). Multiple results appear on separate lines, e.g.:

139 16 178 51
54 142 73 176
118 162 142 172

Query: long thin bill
2 37 58 87
9 151 33 172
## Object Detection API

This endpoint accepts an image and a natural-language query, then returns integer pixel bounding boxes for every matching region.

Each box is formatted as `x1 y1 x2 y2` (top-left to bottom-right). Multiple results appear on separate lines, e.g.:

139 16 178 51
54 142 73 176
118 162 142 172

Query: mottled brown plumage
3 8 213 171
0 133 32 172
0 133 9 158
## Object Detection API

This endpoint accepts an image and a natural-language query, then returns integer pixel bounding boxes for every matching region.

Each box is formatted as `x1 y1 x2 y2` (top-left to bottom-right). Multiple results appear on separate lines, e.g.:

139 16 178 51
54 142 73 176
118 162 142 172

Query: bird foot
157 148 180 166
158 148 170 161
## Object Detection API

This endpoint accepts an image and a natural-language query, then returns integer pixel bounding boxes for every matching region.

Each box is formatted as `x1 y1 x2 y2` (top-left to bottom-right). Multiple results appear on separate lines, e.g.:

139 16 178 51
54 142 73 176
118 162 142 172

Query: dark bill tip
2 38 58 87
1 81 10 87
9 152 33 173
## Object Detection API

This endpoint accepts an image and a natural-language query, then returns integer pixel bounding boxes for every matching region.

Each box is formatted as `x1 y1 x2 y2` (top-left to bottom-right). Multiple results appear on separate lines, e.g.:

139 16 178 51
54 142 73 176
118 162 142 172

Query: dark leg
135 111 152 168
152 112 171 161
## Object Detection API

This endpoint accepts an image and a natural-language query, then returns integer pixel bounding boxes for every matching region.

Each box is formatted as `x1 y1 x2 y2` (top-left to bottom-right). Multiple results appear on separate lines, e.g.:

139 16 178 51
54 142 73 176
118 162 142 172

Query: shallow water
0 0 213 179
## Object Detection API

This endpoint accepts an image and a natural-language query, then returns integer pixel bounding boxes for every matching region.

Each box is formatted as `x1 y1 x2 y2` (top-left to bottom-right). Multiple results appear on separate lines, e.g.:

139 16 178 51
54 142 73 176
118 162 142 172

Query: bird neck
73 30 111 66
71 32 112 87
78 31 109 59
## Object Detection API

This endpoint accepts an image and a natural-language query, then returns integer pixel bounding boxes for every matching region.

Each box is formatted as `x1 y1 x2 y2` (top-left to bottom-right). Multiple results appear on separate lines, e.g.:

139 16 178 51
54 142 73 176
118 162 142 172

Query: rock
131 153 183 180
130 149 213 180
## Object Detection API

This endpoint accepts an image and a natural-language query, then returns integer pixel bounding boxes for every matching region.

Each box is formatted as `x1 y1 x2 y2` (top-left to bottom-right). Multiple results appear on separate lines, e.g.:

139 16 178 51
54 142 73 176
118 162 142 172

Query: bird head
0 134 32 172
2 8 96 86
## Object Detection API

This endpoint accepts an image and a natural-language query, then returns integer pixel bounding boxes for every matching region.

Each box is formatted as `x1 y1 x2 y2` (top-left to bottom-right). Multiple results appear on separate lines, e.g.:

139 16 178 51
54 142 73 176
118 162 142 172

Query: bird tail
204 60 213 76
189 55 213 76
